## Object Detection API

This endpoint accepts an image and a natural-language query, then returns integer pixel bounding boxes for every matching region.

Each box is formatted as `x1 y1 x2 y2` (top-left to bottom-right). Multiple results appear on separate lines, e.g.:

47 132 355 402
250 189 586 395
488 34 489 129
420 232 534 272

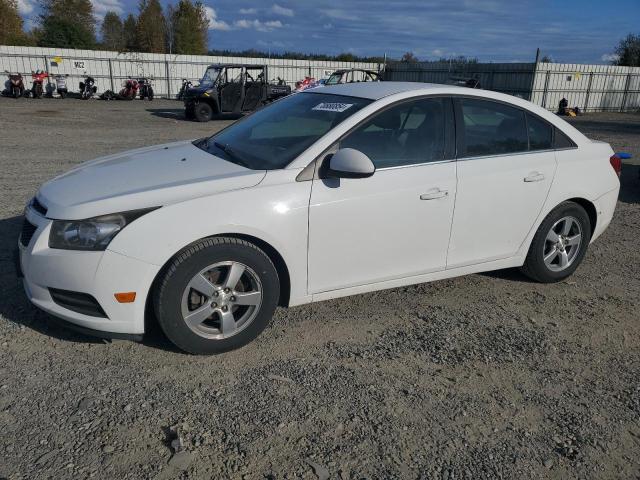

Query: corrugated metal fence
0 45 381 99
385 61 640 112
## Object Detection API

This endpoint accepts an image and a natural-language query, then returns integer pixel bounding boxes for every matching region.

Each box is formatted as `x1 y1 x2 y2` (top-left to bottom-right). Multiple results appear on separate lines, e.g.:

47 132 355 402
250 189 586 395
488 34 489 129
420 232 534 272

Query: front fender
107 169 312 305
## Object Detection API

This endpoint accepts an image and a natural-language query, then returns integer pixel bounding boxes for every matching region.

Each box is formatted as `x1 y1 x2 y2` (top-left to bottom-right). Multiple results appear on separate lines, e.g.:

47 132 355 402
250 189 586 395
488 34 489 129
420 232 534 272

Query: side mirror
326 148 376 179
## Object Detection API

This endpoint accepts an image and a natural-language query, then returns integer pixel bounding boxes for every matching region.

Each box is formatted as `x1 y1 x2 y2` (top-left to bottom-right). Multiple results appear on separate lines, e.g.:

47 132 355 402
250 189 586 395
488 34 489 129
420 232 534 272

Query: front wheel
153 237 280 354
193 102 213 122
521 201 591 283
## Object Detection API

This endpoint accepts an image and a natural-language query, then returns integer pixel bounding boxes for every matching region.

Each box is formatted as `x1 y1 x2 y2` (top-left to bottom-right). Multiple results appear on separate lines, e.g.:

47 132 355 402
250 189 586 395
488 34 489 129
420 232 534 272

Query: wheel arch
566 197 597 237
145 233 292 330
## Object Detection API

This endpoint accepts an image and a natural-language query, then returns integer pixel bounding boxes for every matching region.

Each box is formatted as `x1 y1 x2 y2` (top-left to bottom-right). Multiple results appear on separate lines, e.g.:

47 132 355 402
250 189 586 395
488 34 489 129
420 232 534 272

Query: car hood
37 140 266 219
185 86 211 97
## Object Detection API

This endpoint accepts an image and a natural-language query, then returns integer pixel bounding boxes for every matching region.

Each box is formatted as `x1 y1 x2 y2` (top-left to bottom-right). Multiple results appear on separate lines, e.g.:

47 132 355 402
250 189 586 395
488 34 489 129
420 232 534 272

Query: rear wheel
153 237 280 354
521 201 591 283
194 102 213 122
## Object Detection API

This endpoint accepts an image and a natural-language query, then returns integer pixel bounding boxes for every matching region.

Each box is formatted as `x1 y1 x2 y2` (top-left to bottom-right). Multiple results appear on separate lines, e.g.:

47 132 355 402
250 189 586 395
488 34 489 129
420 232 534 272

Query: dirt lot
0 98 639 480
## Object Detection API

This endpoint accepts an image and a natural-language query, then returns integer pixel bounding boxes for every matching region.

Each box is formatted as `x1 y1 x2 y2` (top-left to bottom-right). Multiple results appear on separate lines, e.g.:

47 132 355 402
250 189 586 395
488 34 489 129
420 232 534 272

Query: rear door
447 98 557 268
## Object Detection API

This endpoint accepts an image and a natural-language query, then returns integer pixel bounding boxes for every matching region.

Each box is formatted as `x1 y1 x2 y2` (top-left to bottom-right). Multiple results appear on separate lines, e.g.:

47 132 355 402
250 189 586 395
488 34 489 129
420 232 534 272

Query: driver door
307 97 457 293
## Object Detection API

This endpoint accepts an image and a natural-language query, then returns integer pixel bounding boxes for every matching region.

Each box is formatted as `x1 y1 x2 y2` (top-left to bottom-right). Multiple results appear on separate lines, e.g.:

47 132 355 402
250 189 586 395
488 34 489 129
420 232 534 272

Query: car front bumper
18 206 161 338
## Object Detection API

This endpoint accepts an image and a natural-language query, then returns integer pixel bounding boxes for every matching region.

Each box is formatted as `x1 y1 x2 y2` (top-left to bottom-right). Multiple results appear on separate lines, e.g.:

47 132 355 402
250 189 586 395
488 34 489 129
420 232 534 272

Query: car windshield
200 66 222 88
324 73 344 86
196 92 372 170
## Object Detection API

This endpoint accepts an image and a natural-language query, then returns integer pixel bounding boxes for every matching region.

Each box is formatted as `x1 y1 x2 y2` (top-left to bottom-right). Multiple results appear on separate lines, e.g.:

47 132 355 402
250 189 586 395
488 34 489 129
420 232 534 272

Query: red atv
119 77 139 100
31 70 48 99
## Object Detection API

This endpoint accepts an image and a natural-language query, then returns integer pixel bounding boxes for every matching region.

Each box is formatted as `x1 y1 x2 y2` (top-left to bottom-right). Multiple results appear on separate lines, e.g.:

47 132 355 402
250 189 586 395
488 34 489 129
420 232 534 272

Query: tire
520 201 592 283
194 102 213 122
153 237 280 355
148 87 154 101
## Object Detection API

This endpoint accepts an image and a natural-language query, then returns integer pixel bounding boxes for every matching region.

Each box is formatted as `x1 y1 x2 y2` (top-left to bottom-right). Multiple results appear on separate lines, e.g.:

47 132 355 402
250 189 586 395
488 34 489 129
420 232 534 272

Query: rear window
554 128 576 149
527 113 553 151
458 98 528 157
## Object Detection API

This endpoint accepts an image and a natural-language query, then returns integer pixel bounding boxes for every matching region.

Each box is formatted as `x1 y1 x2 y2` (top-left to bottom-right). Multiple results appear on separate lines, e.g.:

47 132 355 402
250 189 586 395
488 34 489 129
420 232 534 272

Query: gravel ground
0 98 639 480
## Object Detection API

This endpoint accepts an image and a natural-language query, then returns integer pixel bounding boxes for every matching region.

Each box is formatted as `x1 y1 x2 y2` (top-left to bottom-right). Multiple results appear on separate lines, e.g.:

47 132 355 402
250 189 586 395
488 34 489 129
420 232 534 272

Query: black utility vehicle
184 64 291 122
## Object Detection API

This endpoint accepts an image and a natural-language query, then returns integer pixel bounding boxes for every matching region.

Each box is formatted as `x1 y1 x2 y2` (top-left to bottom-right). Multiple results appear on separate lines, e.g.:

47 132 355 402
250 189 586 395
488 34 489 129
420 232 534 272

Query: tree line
0 0 209 54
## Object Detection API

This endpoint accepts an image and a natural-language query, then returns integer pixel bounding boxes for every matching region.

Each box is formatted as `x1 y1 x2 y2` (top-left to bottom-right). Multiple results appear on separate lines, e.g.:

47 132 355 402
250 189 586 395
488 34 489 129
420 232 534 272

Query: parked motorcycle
119 77 139 100
4 71 25 98
137 77 154 101
31 70 48 99
177 78 193 100
52 74 69 98
79 75 97 100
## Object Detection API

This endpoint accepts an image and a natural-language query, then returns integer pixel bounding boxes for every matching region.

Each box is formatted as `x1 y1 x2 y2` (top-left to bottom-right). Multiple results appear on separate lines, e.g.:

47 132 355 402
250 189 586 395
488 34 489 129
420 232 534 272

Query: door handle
420 189 448 200
524 172 545 182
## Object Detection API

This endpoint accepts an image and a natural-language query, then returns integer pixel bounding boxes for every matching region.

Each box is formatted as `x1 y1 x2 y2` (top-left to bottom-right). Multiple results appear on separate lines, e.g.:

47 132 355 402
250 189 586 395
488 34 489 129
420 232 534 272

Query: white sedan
18 82 620 354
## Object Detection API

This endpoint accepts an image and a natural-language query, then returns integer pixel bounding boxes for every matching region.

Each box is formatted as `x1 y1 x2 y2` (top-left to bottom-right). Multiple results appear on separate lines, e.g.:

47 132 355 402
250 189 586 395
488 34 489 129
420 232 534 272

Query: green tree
168 0 208 54
101 11 124 51
39 0 96 48
0 0 30 45
123 14 138 51
401 51 418 62
136 0 165 53
613 33 640 67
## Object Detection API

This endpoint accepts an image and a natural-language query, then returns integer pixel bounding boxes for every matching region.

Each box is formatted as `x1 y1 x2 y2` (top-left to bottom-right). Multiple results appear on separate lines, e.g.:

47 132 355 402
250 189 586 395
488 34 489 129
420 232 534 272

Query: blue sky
17 0 640 63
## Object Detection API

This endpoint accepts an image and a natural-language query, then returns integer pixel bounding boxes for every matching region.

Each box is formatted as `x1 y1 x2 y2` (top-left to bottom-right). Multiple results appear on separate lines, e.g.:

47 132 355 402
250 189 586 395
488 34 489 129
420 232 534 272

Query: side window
526 113 553 150
458 98 528 157
340 98 447 168
554 128 576 149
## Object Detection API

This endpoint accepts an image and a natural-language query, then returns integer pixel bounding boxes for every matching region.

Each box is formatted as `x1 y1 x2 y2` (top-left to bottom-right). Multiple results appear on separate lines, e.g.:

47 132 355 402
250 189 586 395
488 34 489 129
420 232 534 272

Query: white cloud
234 18 283 32
91 0 123 15
271 4 293 17
320 9 358 21
601 53 619 63
205 6 231 31
239 7 257 14
16 0 34 15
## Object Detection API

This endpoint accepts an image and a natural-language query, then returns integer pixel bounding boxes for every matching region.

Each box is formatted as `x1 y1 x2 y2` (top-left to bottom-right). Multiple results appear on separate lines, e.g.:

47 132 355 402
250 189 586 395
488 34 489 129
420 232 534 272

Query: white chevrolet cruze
18 82 621 354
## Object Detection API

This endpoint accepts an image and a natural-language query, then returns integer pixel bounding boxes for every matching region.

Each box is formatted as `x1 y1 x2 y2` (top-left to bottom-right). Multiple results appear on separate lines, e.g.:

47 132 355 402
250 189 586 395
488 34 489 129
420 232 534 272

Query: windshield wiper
213 141 251 168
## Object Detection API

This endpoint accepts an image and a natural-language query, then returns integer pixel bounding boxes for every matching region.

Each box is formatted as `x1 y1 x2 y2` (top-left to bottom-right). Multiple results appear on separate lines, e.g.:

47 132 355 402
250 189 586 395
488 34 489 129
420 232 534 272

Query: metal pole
108 59 115 92
584 72 593 113
165 60 171 99
541 70 550 109
620 73 632 113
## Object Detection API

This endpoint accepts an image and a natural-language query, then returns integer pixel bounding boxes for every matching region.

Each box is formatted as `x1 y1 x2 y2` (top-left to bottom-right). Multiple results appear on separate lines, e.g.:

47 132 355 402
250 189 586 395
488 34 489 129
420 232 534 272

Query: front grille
31 197 47 216
20 219 37 247
49 288 108 318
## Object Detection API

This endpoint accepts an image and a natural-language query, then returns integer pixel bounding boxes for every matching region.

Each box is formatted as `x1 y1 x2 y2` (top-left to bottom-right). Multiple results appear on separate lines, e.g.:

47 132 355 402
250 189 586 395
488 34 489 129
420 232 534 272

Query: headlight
49 208 157 251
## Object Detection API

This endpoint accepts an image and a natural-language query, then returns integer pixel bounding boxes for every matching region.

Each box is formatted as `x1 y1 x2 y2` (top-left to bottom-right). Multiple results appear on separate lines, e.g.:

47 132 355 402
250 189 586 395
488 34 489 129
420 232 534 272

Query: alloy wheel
543 216 582 272
180 261 263 340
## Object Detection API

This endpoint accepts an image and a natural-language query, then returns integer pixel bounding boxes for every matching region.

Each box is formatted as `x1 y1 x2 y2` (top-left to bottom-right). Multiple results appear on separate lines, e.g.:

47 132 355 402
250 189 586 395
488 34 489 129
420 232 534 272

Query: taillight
610 152 632 178
610 154 622 177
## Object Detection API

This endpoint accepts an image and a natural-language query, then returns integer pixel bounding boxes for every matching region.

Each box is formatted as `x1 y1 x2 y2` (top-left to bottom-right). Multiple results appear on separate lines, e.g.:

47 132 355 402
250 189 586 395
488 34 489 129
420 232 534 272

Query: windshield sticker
312 102 354 113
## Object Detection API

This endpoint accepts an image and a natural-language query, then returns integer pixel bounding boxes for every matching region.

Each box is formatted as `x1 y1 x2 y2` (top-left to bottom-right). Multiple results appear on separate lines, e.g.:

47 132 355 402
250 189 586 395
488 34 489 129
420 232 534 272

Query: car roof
311 81 458 100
